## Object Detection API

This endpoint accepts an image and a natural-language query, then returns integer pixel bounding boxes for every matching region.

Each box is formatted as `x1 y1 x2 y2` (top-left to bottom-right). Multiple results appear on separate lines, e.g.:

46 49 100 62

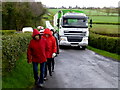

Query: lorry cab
54 10 91 50
62 13 88 28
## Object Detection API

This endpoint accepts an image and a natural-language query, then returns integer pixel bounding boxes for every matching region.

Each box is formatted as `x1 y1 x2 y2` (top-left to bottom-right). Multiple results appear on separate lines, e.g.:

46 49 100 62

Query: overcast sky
35 0 119 8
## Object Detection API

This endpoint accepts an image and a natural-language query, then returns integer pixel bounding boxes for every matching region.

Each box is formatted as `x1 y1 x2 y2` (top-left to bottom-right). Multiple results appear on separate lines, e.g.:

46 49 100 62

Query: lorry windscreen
62 18 88 28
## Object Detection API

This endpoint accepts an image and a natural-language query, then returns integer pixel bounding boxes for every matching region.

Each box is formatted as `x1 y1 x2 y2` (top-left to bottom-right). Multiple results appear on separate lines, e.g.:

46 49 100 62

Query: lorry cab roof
63 13 87 19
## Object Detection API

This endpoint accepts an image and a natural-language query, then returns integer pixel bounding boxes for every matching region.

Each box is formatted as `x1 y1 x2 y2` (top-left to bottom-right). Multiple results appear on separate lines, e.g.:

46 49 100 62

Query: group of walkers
27 28 58 87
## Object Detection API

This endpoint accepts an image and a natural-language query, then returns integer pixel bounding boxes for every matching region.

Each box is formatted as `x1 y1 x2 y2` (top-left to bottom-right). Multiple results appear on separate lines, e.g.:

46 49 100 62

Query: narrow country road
35 47 119 88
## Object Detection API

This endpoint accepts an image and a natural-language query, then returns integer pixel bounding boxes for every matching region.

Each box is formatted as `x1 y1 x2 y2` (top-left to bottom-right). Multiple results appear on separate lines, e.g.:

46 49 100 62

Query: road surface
36 47 119 88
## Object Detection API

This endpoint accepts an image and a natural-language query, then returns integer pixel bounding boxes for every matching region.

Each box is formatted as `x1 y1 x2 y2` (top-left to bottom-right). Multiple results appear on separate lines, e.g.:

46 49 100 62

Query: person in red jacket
42 28 57 80
27 29 49 87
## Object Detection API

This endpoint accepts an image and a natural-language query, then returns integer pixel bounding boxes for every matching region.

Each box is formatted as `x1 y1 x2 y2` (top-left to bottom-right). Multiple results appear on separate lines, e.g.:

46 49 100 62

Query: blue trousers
32 62 46 84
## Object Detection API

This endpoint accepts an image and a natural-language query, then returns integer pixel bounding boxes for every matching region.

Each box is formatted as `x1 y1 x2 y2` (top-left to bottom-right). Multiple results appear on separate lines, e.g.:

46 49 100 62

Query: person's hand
27 60 32 64
52 53 56 58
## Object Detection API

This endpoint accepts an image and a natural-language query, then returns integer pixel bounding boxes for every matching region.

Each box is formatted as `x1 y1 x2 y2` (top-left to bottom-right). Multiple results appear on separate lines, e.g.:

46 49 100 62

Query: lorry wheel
81 46 86 50
59 45 63 49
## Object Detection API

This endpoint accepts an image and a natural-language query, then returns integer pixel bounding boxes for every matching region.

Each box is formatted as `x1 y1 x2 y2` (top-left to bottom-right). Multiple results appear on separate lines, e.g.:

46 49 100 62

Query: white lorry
53 10 92 49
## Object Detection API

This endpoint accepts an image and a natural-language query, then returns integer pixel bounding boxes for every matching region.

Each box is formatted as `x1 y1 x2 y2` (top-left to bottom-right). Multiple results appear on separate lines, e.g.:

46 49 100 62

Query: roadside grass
90 24 119 35
87 46 120 61
2 53 34 88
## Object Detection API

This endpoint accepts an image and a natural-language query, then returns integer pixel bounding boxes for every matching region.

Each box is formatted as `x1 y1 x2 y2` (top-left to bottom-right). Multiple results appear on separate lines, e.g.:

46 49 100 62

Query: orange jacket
27 29 49 63
42 28 57 58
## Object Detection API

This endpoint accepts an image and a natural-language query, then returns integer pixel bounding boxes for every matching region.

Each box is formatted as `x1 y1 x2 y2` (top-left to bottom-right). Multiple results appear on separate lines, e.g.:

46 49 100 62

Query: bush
1 30 16 35
2 33 32 76
24 31 32 33
2 53 34 88
89 32 120 54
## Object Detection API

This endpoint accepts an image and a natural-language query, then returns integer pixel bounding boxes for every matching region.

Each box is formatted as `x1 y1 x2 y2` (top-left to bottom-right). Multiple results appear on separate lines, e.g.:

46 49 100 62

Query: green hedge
1 30 16 35
2 33 32 76
89 32 120 55
91 22 120 25
90 31 120 37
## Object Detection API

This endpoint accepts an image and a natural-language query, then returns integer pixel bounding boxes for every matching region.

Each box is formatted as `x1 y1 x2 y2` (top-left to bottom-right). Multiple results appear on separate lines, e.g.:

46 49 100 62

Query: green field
49 9 109 15
49 9 118 24
83 9 118 16
49 9 118 16
89 16 118 23
90 24 119 36
48 9 62 14
48 9 119 36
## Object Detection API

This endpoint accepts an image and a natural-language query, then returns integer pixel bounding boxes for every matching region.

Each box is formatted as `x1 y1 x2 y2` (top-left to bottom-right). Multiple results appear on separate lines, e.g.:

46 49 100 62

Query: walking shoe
37 83 44 87
35 80 39 85
44 77 48 81
50 74 52 76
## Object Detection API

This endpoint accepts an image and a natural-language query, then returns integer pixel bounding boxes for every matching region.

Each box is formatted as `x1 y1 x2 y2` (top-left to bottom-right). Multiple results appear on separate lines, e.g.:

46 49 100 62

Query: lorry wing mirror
57 19 59 23
57 24 59 27
90 19 92 28
57 19 59 27
90 19 92 24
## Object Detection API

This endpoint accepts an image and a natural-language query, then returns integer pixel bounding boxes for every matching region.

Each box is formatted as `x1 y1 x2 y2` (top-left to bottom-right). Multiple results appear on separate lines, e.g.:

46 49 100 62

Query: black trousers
51 58 55 71
44 58 52 77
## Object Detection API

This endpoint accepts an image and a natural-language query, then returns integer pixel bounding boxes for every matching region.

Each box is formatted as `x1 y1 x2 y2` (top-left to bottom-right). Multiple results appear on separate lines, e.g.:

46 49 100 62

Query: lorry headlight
83 38 88 42
60 37 67 41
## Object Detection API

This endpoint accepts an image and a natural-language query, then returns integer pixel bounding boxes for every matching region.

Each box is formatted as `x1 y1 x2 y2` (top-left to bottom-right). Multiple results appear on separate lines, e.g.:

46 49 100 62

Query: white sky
36 0 119 8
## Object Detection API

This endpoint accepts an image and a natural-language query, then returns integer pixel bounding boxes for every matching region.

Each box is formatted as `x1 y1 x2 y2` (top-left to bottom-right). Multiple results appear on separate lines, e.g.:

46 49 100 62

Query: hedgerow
89 32 120 55
91 22 120 25
90 31 120 37
1 30 16 35
2 33 32 76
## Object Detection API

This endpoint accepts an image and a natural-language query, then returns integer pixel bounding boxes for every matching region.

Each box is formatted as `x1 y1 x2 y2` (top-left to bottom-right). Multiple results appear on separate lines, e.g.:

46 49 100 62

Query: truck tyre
59 45 63 49
81 46 86 50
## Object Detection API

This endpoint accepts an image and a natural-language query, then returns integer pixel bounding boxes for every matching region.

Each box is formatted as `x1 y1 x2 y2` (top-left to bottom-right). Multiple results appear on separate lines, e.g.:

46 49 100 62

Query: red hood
43 28 52 36
32 29 40 37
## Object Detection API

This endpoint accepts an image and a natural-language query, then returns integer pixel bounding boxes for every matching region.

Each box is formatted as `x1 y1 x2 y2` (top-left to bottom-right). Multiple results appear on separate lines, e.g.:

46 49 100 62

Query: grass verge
87 46 120 61
2 53 34 88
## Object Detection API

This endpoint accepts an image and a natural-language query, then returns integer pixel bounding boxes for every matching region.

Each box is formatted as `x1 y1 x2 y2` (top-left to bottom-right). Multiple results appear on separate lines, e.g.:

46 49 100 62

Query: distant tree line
2 2 47 31
49 6 119 16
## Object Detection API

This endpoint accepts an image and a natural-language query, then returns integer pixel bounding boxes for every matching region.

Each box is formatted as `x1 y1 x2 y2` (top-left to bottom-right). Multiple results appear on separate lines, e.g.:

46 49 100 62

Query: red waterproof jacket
42 28 57 58
27 29 49 63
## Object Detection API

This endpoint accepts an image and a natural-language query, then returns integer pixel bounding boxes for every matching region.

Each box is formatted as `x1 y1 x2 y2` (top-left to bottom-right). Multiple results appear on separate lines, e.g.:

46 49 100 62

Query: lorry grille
64 31 83 33
67 36 83 42
64 31 86 36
